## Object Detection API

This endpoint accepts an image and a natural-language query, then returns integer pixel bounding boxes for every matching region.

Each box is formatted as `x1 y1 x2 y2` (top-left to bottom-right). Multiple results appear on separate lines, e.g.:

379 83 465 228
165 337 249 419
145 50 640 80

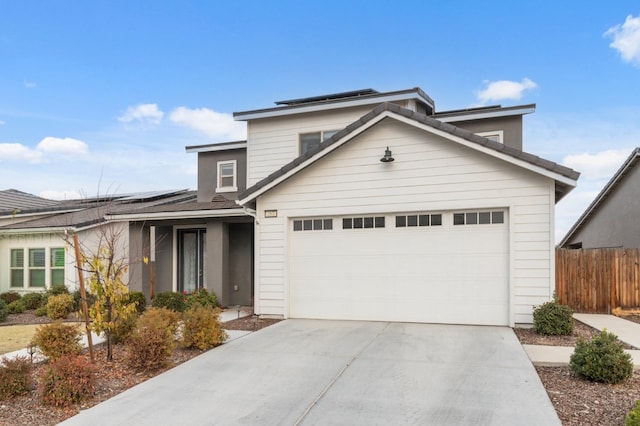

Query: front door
178 229 206 293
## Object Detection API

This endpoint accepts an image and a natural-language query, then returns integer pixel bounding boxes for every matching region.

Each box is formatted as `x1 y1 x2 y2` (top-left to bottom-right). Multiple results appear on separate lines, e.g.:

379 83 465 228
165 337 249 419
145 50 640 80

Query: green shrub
40 355 96 407
7 299 25 314
46 294 74 320
181 305 227 350
0 300 7 323
34 305 48 317
111 311 140 344
569 330 633 384
126 307 178 372
185 288 218 310
32 322 82 360
71 289 97 312
0 291 22 305
128 291 147 314
46 284 69 296
0 356 33 400
21 292 43 310
152 291 186 312
533 300 574 336
627 400 640 426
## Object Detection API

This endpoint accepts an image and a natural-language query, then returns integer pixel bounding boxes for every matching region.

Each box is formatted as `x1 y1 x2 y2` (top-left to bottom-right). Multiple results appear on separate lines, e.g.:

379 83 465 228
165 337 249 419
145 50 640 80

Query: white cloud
169 107 246 140
39 190 82 200
118 103 164 124
24 80 37 89
476 78 537 104
605 14 640 66
561 148 633 180
0 143 43 163
0 120 5 125
37 137 88 155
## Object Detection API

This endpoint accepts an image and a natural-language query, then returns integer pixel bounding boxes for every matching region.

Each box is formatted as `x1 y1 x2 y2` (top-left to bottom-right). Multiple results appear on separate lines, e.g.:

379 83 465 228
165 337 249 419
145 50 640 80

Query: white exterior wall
0 222 130 294
246 105 378 186
253 119 555 324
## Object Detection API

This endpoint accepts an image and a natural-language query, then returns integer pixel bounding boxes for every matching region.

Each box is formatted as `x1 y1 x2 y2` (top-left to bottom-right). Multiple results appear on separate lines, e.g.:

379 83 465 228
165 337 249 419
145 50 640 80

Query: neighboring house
113 87 578 325
560 147 640 249
0 190 195 294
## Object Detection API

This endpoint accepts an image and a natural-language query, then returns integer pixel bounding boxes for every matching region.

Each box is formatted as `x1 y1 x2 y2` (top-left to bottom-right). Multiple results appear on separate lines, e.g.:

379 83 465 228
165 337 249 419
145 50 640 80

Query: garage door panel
289 213 509 326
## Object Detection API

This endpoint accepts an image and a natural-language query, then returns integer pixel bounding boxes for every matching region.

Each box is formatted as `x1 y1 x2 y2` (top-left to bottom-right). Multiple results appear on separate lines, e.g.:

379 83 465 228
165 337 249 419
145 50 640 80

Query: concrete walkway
60 320 559 426
523 314 640 368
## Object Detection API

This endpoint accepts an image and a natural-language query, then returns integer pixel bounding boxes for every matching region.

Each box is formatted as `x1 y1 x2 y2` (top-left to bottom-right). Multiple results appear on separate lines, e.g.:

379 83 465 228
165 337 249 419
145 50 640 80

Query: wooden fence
555 248 640 313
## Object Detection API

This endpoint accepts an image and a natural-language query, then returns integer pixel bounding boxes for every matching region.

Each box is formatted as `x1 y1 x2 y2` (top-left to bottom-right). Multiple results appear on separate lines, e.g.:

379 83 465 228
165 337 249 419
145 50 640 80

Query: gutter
105 208 248 222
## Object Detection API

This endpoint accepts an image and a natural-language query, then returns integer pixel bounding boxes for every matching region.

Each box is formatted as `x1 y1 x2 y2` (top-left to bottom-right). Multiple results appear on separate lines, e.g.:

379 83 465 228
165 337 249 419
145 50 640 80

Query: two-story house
115 87 579 326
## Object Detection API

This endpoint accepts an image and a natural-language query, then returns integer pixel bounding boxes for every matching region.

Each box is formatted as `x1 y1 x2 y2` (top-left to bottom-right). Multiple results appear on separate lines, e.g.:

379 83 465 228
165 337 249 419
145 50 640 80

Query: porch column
206 221 229 306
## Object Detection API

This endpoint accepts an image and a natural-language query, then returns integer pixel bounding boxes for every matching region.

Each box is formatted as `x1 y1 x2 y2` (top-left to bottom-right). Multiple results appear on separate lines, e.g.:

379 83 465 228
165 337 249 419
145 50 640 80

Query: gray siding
565 164 640 248
448 116 524 150
197 148 247 202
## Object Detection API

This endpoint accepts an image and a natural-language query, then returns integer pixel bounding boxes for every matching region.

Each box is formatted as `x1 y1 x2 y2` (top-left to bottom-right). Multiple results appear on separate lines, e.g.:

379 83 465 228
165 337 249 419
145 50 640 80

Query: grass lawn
0 324 40 355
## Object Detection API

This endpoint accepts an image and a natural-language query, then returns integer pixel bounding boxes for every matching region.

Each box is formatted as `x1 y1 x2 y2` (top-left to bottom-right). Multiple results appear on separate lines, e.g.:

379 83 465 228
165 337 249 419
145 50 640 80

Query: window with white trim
300 130 339 155
475 130 504 143
453 211 504 225
9 247 65 289
293 218 333 231
216 160 237 192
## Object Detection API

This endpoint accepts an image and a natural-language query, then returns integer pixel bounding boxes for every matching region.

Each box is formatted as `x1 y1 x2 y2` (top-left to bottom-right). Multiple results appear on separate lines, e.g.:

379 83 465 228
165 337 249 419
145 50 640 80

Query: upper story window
475 130 504 144
300 130 339 155
216 160 237 193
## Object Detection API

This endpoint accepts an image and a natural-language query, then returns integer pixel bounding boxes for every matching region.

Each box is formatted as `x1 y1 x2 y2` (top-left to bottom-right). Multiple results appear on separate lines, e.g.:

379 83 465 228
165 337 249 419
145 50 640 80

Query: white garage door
289 211 509 326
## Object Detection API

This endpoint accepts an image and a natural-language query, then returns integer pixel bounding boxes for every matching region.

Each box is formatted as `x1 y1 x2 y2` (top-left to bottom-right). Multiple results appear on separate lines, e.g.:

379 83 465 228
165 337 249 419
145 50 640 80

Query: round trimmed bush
21 292 43 310
569 330 633 384
627 400 640 426
181 305 227 350
185 288 218 310
127 291 147 314
152 291 186 312
0 291 21 305
32 322 82 360
40 355 96 407
0 300 8 323
46 294 74 320
533 300 574 336
7 300 25 314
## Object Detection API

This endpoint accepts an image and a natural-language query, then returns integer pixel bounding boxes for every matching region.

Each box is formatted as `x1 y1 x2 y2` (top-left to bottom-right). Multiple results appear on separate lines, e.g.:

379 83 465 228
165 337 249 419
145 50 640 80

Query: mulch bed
0 312 281 426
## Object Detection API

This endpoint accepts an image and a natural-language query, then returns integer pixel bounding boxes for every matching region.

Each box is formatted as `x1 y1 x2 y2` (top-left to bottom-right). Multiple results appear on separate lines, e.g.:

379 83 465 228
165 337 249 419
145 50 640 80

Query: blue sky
1 1 639 240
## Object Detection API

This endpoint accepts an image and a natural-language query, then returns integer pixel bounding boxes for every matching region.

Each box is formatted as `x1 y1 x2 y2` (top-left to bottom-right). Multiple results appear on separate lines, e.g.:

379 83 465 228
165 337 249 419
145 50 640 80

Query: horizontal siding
255 118 554 323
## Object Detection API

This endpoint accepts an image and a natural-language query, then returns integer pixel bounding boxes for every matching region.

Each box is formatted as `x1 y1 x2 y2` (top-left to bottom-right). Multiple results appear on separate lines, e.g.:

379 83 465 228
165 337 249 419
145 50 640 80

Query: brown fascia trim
238 102 579 203
559 147 640 247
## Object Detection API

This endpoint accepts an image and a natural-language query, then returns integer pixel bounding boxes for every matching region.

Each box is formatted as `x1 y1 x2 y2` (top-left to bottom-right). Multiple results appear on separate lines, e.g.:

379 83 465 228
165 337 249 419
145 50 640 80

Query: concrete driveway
61 320 559 426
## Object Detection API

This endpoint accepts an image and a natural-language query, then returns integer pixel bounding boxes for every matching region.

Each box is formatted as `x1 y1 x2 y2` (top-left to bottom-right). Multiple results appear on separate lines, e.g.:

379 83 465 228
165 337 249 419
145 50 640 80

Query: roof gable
559 147 640 247
238 103 579 206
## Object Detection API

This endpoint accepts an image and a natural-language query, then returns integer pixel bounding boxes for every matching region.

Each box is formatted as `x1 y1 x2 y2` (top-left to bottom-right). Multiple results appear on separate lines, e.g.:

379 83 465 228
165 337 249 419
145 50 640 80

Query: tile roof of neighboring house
0 190 196 231
0 189 59 211
110 194 240 216
559 147 640 247
238 102 580 205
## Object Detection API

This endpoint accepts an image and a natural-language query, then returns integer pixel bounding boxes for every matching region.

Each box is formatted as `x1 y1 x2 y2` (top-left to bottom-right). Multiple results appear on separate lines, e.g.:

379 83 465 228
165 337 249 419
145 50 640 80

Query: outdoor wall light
380 146 395 163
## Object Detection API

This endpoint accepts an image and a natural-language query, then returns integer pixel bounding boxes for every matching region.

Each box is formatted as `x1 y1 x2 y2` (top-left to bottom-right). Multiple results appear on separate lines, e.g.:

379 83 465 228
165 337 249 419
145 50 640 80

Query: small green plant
46 284 69 296
627 400 640 426
152 291 187 312
0 356 33 400
0 300 7 323
21 292 43 310
181 305 227 350
7 299 26 314
127 291 147 314
533 300 574 336
570 330 633 384
185 288 218 310
32 322 82 360
40 355 96 407
0 291 22 305
46 294 74 320
126 307 179 372
34 305 48 317
111 311 140 344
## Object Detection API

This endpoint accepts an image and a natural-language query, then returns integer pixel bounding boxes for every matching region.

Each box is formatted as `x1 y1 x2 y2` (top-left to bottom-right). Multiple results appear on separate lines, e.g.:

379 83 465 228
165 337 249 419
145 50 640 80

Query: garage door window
396 214 442 227
293 218 333 231
342 216 385 229
453 211 504 225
